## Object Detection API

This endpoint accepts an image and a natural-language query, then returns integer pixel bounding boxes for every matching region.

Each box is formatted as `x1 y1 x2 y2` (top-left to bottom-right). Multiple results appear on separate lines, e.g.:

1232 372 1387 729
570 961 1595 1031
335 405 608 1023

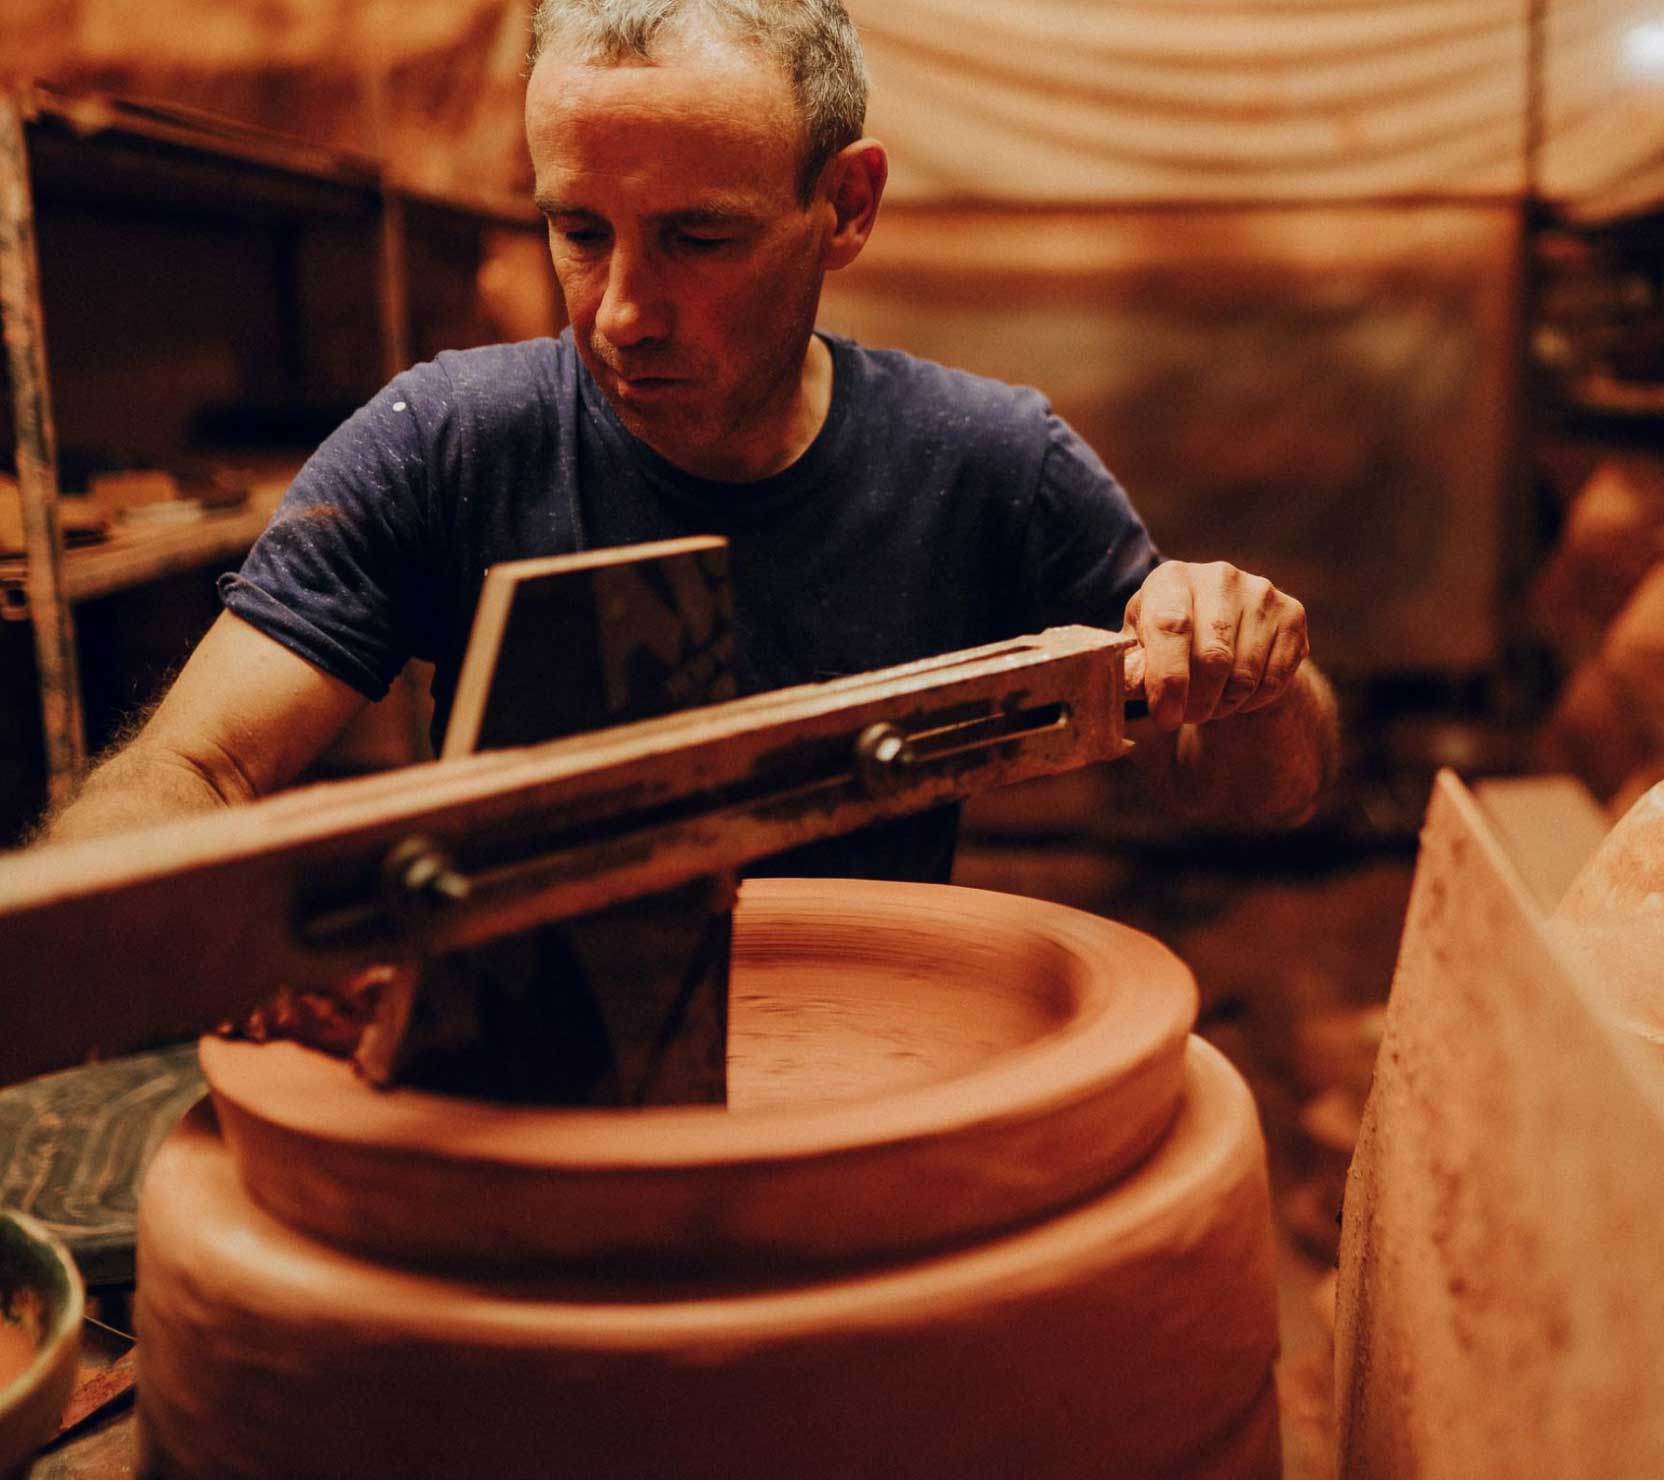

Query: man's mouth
612 371 689 399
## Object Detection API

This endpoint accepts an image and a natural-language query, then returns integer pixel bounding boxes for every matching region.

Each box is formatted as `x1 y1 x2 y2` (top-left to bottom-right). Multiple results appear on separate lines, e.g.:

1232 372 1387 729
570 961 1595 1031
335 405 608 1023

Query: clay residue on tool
219 964 392 1058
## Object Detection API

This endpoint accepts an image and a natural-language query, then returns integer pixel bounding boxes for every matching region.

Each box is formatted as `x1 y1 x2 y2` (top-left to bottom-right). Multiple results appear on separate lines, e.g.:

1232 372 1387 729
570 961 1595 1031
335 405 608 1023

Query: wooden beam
0 626 1132 1086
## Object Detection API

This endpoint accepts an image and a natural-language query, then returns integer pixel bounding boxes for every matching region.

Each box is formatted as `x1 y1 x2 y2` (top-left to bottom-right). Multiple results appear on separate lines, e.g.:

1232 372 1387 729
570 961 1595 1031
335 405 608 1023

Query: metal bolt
379 836 471 933
853 722 916 797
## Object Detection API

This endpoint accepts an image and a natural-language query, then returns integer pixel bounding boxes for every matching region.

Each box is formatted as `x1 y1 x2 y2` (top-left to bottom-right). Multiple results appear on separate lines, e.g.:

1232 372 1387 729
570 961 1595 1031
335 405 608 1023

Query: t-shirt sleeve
218 373 440 701
1010 414 1162 633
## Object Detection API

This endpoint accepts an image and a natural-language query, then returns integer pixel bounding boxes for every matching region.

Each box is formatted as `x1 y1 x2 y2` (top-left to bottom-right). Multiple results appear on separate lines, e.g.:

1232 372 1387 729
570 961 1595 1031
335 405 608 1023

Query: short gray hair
528 0 868 203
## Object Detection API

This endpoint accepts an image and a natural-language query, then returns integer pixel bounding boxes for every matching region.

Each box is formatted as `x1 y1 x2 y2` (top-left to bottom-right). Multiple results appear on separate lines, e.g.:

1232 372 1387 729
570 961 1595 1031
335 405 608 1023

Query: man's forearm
1118 660 1339 831
25 613 372 851
30 741 247 849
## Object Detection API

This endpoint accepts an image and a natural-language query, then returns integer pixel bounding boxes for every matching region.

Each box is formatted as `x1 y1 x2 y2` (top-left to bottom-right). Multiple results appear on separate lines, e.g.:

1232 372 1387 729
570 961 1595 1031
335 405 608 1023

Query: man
38 0 1335 869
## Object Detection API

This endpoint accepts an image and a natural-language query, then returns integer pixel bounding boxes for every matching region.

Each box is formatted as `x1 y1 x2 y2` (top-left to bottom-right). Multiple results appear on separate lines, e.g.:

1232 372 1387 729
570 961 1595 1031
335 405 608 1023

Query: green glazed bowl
0 1212 83 1478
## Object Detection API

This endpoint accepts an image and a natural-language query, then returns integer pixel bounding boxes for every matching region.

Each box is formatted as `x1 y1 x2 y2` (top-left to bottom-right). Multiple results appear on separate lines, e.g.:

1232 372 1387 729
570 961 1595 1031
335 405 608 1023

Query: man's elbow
29 736 249 849
1169 758 1327 833
1251 666 1340 830
1251 773 1325 832
1168 663 1339 832
188 733 264 809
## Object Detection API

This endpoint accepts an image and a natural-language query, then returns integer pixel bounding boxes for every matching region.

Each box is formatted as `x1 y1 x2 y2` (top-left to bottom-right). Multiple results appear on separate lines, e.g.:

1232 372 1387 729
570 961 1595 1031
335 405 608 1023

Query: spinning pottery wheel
139 881 1280 1480
0 575 1281 1478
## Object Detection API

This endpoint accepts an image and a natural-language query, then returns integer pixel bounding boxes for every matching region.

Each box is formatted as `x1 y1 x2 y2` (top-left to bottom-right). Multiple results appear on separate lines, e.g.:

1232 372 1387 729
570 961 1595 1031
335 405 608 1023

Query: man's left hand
1119 561 1309 732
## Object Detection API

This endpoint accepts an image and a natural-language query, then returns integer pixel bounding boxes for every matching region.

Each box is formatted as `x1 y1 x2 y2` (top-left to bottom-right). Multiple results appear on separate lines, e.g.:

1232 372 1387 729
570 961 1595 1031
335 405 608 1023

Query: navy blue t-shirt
221 330 1159 881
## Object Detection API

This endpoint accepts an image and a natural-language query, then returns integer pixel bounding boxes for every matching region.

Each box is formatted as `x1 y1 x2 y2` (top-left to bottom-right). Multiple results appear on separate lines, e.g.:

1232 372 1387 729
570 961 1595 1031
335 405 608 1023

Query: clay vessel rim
0 1210 84 1463
201 878 1197 1171
159 1040 1260 1340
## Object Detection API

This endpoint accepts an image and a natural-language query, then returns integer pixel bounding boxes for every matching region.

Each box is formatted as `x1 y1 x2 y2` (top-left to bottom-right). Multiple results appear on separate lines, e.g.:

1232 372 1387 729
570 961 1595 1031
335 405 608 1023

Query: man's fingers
1242 599 1310 712
1216 649 1271 721
1212 575 1281 720
1131 584 1197 730
1118 631 1147 698
1181 566 1242 725
1124 562 1310 729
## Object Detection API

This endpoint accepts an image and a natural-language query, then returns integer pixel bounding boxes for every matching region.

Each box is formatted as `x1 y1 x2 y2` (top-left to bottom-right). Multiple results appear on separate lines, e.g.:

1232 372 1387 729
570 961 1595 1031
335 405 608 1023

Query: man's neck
670 334 834 484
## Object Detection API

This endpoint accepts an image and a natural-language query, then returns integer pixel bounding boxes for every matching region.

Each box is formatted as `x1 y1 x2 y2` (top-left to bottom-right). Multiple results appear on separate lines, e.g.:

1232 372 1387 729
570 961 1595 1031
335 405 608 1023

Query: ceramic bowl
0 1212 83 1478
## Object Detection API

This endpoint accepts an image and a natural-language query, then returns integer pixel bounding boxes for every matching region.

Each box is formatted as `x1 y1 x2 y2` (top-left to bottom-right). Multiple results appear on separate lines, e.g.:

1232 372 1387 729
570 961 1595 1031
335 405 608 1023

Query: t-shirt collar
573 329 853 520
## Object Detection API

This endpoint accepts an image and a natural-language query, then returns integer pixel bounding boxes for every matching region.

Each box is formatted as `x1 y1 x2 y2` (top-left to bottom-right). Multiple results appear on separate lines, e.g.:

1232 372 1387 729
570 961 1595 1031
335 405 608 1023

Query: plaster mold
1336 772 1664 1478
1552 779 1664 1043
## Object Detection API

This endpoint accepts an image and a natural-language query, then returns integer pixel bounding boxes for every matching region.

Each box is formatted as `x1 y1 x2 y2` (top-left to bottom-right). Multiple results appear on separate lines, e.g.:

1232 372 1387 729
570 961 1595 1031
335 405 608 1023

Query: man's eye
676 233 732 252
555 227 607 249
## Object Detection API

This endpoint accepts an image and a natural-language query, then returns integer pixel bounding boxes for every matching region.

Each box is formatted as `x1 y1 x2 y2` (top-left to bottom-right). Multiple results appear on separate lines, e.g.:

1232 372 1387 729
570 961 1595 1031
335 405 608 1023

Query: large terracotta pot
136 880 1280 1479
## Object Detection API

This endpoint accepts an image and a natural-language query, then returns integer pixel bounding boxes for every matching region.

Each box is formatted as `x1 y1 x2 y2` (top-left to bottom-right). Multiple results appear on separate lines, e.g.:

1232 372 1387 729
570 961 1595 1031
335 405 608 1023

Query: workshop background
3 3 1663 1475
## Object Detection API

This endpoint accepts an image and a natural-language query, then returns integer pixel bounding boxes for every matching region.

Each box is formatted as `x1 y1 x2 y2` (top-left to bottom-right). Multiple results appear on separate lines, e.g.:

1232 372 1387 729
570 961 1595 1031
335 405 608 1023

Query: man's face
525 39 830 478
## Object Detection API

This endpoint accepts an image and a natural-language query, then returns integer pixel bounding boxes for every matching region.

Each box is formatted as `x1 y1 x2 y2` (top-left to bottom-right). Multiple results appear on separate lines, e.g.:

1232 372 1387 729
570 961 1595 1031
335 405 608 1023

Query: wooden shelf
24 85 381 207
394 180 542 232
0 486 287 620
0 82 562 827
25 85 542 232
1561 374 1664 419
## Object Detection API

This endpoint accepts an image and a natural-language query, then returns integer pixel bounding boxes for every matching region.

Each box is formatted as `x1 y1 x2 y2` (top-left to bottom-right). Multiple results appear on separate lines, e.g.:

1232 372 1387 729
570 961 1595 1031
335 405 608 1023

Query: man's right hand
1118 559 1310 732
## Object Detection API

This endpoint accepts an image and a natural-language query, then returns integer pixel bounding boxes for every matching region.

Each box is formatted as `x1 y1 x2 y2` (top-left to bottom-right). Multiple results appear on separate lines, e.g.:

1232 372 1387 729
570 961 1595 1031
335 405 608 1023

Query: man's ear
819 139 887 271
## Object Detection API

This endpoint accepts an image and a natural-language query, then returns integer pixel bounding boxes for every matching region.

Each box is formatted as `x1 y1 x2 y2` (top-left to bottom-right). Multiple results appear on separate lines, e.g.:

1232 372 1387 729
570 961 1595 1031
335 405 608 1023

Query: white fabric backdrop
6 1 1660 218
850 0 1662 221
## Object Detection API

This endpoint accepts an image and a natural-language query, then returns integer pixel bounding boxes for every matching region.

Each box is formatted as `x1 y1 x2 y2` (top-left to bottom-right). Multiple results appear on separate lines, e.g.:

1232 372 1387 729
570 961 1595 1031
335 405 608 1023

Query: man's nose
595 248 671 347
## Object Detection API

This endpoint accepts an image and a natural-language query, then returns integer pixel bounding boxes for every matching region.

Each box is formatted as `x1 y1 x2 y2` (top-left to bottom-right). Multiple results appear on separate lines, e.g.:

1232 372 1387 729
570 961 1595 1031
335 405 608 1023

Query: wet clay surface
139 880 1282 1477
0 1318 35 1388
1557 779 1664 923
725 895 1076 1110
955 784 1420 1480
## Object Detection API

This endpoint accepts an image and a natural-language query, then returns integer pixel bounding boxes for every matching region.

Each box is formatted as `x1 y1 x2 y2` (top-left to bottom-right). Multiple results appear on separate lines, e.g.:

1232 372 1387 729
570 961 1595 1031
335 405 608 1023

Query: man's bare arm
33 612 370 847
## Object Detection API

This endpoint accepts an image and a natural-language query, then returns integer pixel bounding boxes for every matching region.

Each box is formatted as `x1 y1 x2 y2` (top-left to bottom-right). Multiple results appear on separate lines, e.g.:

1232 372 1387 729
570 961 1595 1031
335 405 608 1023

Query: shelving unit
1532 204 1664 441
0 82 561 840
0 486 287 619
